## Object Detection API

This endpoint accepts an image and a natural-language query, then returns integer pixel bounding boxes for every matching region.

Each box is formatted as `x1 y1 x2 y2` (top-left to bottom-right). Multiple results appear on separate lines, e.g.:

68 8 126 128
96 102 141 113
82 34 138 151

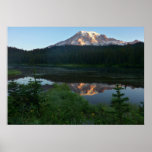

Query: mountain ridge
48 31 142 48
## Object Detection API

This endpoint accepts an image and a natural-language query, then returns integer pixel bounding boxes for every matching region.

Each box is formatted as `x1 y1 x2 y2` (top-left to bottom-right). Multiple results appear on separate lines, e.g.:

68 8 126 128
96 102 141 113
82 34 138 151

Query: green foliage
8 81 144 125
111 84 130 124
139 102 144 117
40 83 90 124
89 104 116 124
8 80 45 124
8 43 144 68
8 69 21 76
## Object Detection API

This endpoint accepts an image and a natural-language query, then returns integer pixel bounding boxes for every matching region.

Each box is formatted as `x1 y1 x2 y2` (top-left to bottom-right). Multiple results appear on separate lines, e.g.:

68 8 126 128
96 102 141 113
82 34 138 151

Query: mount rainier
48 31 141 47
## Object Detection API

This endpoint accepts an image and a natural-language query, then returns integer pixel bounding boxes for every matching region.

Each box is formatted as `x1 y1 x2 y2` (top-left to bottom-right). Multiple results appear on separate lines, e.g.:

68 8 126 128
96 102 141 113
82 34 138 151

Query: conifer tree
111 84 130 124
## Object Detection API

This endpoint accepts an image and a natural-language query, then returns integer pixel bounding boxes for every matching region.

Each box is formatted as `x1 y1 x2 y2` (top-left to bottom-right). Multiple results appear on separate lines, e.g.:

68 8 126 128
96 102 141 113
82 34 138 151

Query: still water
9 77 54 85
8 67 144 105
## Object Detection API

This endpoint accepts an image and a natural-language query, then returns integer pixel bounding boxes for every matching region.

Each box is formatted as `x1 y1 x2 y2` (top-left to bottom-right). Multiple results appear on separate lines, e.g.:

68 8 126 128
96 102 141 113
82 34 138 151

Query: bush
8 80 45 124
8 81 144 125
40 83 90 124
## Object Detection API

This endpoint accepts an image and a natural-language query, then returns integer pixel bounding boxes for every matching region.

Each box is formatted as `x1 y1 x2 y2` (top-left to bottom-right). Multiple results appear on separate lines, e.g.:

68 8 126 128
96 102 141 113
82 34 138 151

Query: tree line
8 42 144 68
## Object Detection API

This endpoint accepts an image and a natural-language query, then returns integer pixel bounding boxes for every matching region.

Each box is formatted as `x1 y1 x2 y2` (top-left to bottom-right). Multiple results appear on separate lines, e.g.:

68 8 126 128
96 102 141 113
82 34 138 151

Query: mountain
127 40 141 45
48 31 141 47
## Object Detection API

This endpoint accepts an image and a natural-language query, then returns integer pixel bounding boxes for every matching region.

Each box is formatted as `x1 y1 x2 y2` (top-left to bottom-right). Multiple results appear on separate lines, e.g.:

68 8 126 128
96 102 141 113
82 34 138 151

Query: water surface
8 66 144 105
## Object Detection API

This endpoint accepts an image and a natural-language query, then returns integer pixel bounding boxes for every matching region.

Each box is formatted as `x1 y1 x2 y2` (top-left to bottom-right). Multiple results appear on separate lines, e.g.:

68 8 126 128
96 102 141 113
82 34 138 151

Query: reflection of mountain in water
68 83 144 105
68 83 116 96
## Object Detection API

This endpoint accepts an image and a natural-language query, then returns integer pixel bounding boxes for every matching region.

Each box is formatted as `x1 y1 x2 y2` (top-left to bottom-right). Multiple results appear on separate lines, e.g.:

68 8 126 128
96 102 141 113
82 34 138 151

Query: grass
9 63 144 69
9 63 106 68
8 69 22 76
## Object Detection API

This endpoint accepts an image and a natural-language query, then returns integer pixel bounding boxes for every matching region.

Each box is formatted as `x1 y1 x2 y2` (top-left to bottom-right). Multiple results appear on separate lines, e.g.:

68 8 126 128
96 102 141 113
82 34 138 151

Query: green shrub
8 80 45 124
8 81 144 125
40 83 90 124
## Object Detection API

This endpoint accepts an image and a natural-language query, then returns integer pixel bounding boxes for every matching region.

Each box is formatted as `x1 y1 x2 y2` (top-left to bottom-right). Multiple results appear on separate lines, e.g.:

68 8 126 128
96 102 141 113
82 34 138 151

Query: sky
8 27 144 50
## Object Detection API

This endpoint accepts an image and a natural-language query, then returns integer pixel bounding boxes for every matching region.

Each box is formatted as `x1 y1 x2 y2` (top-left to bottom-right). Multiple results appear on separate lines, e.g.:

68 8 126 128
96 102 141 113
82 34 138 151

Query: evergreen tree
111 84 130 124
8 43 144 67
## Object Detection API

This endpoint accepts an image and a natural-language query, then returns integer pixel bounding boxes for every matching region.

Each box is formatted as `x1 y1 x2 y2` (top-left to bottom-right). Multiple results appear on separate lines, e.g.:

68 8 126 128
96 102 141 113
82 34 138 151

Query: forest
8 42 144 68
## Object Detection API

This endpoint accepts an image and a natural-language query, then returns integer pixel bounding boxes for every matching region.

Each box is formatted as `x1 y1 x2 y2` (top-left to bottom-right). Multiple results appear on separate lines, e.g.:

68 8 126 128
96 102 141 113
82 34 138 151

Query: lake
8 65 144 105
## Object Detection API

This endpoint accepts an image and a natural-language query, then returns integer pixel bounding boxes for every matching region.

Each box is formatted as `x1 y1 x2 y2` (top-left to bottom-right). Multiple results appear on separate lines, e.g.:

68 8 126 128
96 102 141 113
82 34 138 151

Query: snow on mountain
48 31 141 47
127 40 141 45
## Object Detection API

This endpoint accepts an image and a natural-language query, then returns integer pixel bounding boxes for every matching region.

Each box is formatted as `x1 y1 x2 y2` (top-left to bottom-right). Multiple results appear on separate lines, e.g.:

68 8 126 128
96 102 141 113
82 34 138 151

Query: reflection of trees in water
9 66 144 88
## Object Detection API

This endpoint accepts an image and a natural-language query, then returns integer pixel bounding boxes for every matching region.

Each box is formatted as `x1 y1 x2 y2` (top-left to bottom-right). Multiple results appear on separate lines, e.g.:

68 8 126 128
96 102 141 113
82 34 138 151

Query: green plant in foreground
8 80 144 125
40 83 90 124
8 80 44 124
111 84 130 124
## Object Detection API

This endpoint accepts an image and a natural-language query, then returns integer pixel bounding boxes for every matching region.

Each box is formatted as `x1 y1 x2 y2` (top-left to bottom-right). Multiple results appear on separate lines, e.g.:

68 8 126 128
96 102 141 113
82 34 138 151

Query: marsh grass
8 69 22 76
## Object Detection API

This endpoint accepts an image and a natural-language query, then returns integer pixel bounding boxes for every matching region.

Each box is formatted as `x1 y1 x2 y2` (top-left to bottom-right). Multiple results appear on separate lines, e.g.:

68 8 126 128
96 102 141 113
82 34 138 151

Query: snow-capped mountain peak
48 31 141 47
78 31 100 37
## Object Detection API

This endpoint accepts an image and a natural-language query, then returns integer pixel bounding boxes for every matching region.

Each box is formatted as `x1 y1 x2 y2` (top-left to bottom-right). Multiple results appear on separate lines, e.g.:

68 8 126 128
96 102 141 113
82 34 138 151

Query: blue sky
8 27 144 50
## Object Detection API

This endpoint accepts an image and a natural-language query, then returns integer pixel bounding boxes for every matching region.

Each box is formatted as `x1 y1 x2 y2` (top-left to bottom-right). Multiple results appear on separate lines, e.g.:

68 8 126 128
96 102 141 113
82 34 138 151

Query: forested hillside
8 42 144 68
